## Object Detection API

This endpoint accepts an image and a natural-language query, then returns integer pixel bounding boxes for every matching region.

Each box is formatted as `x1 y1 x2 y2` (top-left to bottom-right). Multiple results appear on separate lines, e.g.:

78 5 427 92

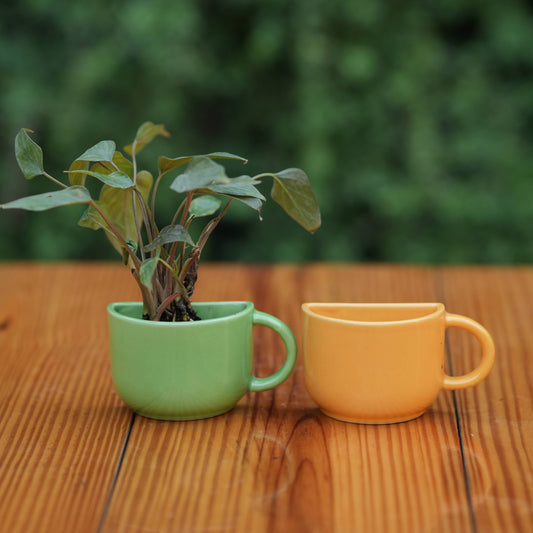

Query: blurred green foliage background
1 0 533 263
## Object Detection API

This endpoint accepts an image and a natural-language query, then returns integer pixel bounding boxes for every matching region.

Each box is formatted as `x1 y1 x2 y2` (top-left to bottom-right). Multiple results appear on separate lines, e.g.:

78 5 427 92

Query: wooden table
0 263 531 532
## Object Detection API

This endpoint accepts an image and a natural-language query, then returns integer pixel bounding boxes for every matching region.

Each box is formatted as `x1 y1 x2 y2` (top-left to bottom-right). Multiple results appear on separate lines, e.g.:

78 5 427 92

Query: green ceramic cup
107 301 297 420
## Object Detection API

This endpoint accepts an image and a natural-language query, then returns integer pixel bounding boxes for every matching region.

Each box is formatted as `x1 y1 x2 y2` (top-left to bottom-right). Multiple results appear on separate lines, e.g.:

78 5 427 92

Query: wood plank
103 264 473 532
439 267 533 532
0 263 139 533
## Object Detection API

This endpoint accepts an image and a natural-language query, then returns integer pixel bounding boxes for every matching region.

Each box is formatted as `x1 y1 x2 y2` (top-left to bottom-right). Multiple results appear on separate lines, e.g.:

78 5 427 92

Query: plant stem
90 201 141 270
251 173 270 181
165 192 194 291
44 172 67 189
179 199 233 285
157 257 175 274
91 200 153 315
150 173 164 227
131 268 156 318
170 197 188 227
133 202 145 262
135 189 155 243
131 141 139 185
180 192 193 226
154 283 188 321
98 161 116 173
198 199 232 250
128 141 146 259
132 188 157 262
176 215 195 277
155 276 166 303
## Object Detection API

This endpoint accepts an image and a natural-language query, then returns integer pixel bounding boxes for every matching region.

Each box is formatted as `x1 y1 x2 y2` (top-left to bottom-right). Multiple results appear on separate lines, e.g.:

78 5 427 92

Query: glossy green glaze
107 301 297 420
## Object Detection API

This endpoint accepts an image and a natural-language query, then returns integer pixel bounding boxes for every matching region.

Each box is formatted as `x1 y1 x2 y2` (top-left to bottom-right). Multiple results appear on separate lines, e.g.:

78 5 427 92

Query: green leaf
75 140 116 162
89 151 134 179
201 175 265 200
264 168 321 232
124 122 170 155
170 157 230 194
158 152 247 177
207 152 248 163
135 170 154 194
189 195 222 217
70 169 133 189
15 129 44 179
78 206 106 231
78 171 153 257
68 159 90 186
125 239 138 253
158 155 193 177
139 254 160 291
112 151 134 178
231 196 263 213
1 186 91 211
143 225 194 252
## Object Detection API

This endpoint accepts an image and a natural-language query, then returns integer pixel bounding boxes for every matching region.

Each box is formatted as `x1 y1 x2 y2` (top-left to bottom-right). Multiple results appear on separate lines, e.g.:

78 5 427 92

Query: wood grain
1 263 531 533
0 263 137 533
102 264 472 533
439 267 533 532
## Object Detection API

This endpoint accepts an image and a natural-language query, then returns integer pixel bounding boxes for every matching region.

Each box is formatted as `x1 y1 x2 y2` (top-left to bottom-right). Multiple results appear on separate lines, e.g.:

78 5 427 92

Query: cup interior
303 303 442 324
109 301 252 323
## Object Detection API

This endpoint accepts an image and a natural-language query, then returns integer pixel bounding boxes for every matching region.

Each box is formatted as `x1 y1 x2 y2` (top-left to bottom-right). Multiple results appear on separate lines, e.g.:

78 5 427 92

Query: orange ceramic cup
301 303 495 424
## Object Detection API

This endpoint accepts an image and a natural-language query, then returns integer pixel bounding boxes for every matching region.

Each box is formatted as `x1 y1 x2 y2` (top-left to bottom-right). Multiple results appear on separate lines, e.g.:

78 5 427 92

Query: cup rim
301 302 445 325
108 301 254 326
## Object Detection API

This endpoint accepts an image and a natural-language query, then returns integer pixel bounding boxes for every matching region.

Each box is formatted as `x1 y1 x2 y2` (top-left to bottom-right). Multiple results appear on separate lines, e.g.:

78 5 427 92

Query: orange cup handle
442 313 495 390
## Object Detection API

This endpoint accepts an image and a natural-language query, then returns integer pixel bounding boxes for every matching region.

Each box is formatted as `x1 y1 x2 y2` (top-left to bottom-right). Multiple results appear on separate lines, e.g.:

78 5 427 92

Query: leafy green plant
1 122 321 321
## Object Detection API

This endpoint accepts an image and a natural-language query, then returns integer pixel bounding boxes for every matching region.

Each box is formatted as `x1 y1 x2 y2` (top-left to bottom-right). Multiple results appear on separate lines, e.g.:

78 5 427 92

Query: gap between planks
96 265 480 533
97 414 137 533
434 267 477 533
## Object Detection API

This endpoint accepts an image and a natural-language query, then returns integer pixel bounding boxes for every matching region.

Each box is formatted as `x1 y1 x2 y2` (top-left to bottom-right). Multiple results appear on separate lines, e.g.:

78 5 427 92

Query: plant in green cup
1 122 321 321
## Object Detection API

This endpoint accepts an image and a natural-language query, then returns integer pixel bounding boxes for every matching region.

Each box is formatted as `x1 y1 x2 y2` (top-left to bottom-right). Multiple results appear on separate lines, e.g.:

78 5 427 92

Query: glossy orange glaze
302 303 494 424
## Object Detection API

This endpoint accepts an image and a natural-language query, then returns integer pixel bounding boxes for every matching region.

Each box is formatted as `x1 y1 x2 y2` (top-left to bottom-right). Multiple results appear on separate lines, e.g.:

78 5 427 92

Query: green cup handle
248 310 297 392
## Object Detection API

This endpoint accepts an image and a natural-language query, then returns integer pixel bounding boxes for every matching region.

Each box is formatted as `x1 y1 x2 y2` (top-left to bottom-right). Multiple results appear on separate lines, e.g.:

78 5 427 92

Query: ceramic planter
108 301 297 420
